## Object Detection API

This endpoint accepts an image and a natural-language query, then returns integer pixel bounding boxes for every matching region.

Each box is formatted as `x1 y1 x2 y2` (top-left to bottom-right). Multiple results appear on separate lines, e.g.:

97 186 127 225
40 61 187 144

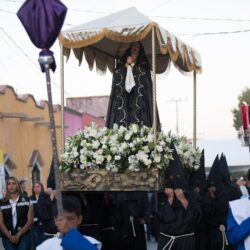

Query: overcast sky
1 0 250 165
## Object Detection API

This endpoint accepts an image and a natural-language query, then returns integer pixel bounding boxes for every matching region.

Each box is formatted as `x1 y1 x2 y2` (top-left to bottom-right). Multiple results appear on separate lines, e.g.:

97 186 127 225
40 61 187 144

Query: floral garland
60 123 201 173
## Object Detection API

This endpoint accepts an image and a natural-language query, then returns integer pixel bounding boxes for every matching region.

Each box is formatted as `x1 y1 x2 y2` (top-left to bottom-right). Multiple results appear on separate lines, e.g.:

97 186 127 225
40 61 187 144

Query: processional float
17 4 202 196
58 7 202 192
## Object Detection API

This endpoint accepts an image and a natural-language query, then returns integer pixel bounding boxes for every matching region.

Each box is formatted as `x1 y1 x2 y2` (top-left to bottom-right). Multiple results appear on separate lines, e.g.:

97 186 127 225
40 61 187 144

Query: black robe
157 191 201 250
193 192 206 250
106 61 160 128
112 192 150 250
37 192 57 239
77 193 102 242
202 189 229 250
98 193 119 250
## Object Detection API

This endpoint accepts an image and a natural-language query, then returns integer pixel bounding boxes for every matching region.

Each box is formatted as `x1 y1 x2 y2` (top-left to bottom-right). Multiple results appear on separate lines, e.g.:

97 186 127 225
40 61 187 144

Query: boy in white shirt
37 195 102 250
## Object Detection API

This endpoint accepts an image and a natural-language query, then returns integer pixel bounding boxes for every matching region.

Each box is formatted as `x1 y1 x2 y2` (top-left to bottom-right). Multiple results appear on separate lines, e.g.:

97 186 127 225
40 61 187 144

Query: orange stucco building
0 85 62 193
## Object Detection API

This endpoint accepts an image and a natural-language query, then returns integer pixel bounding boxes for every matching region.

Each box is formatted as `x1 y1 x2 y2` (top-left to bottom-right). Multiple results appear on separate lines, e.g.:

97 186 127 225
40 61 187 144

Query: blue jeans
2 231 31 250
30 225 43 248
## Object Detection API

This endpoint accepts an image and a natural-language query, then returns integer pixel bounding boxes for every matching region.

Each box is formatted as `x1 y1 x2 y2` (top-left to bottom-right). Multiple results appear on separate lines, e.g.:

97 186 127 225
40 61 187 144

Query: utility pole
167 98 188 135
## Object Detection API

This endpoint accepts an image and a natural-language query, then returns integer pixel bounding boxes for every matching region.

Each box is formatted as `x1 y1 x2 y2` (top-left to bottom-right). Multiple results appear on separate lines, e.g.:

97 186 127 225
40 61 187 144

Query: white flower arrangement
60 123 201 174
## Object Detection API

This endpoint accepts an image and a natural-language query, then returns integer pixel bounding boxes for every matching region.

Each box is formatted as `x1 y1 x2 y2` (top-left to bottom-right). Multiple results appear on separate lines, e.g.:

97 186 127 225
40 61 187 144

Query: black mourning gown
157 192 201 250
106 61 160 128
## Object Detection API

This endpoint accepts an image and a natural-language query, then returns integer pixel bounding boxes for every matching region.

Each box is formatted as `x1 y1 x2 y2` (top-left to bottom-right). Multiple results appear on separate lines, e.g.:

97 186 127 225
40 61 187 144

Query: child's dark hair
53 195 82 217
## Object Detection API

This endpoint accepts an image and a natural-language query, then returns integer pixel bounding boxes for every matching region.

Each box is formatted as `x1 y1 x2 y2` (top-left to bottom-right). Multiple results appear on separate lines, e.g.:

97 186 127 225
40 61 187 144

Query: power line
151 15 250 23
177 29 250 37
69 8 108 15
0 26 73 97
1 6 250 23
2 7 249 36
0 0 23 3
0 27 38 69
68 8 250 23
145 0 173 13
166 98 188 136
0 8 15 14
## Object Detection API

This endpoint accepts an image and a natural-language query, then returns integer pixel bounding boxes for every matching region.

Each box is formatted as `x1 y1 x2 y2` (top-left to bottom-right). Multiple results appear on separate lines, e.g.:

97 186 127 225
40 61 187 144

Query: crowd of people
0 150 249 250
0 41 250 250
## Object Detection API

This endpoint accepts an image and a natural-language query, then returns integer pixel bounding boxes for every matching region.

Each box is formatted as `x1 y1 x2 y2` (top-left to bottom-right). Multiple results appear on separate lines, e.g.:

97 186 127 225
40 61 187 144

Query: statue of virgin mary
106 41 160 129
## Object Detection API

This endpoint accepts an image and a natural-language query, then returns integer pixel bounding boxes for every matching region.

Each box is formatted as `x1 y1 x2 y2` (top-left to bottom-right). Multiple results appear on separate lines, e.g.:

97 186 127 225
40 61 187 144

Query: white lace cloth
125 65 136 93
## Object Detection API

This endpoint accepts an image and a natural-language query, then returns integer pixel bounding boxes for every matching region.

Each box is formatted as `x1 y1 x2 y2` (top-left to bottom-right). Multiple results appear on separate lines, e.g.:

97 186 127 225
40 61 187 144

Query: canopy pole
152 27 158 210
152 27 157 144
193 71 197 148
60 43 65 153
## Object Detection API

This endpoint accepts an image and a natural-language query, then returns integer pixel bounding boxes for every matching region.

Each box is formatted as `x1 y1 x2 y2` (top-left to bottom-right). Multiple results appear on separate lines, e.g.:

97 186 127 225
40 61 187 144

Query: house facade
0 85 106 193
0 85 62 192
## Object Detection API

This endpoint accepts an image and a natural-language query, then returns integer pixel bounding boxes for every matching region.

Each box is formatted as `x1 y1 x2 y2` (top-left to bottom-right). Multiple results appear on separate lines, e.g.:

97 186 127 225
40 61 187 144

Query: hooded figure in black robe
247 168 250 194
202 155 229 250
219 154 240 250
189 149 206 250
37 158 58 240
219 154 241 202
106 41 160 129
112 191 150 250
157 143 201 250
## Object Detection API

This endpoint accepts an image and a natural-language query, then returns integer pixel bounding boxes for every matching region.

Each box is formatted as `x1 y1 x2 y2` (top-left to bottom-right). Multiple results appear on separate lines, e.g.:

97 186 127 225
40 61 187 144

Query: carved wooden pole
38 54 63 215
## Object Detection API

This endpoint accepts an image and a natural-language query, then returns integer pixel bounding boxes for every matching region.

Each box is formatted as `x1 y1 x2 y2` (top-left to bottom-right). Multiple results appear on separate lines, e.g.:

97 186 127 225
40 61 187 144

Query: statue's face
131 42 140 56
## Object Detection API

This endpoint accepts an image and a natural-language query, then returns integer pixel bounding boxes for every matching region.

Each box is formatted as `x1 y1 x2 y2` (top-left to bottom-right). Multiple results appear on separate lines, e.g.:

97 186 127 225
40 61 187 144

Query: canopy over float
58 7 202 191
59 7 201 74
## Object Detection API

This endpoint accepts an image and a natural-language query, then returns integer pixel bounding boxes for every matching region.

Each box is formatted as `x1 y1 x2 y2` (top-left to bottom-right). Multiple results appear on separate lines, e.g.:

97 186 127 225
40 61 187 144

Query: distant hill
197 138 250 167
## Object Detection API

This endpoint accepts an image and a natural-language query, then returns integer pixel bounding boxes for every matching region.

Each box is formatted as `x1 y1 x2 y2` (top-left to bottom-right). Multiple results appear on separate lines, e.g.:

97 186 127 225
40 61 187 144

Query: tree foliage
232 87 250 131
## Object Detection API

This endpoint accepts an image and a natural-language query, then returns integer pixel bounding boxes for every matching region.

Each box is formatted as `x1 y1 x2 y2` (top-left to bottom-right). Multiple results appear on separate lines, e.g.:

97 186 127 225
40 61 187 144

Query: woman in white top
0 176 33 250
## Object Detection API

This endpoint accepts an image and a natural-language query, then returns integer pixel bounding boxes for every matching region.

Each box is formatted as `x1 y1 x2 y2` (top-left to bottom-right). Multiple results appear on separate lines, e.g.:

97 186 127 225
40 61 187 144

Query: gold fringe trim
58 22 202 73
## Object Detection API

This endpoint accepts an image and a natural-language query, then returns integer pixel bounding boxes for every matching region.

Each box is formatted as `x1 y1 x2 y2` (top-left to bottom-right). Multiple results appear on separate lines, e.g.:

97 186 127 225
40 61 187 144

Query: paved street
0 238 3 250
147 239 158 250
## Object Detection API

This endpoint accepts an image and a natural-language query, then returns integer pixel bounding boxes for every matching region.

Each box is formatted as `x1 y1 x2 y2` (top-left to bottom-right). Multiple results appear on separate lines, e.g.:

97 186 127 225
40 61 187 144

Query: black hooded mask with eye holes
206 155 225 193
164 142 189 190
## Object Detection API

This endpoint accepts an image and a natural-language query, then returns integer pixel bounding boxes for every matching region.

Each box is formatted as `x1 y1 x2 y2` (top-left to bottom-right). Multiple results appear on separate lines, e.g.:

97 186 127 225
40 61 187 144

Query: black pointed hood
189 149 206 191
165 142 189 190
247 168 250 181
219 153 230 183
47 158 56 189
206 155 223 188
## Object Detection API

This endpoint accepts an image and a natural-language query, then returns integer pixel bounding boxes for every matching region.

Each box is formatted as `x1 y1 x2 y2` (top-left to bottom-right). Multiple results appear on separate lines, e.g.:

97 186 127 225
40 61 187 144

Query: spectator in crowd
19 178 28 197
30 181 44 248
37 187 58 241
236 177 249 198
0 176 33 250
227 192 250 250
37 195 102 250
246 169 250 194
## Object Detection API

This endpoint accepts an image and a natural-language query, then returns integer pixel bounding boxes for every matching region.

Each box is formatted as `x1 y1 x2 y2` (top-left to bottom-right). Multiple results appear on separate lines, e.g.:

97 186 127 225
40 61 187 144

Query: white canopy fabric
59 7 202 74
